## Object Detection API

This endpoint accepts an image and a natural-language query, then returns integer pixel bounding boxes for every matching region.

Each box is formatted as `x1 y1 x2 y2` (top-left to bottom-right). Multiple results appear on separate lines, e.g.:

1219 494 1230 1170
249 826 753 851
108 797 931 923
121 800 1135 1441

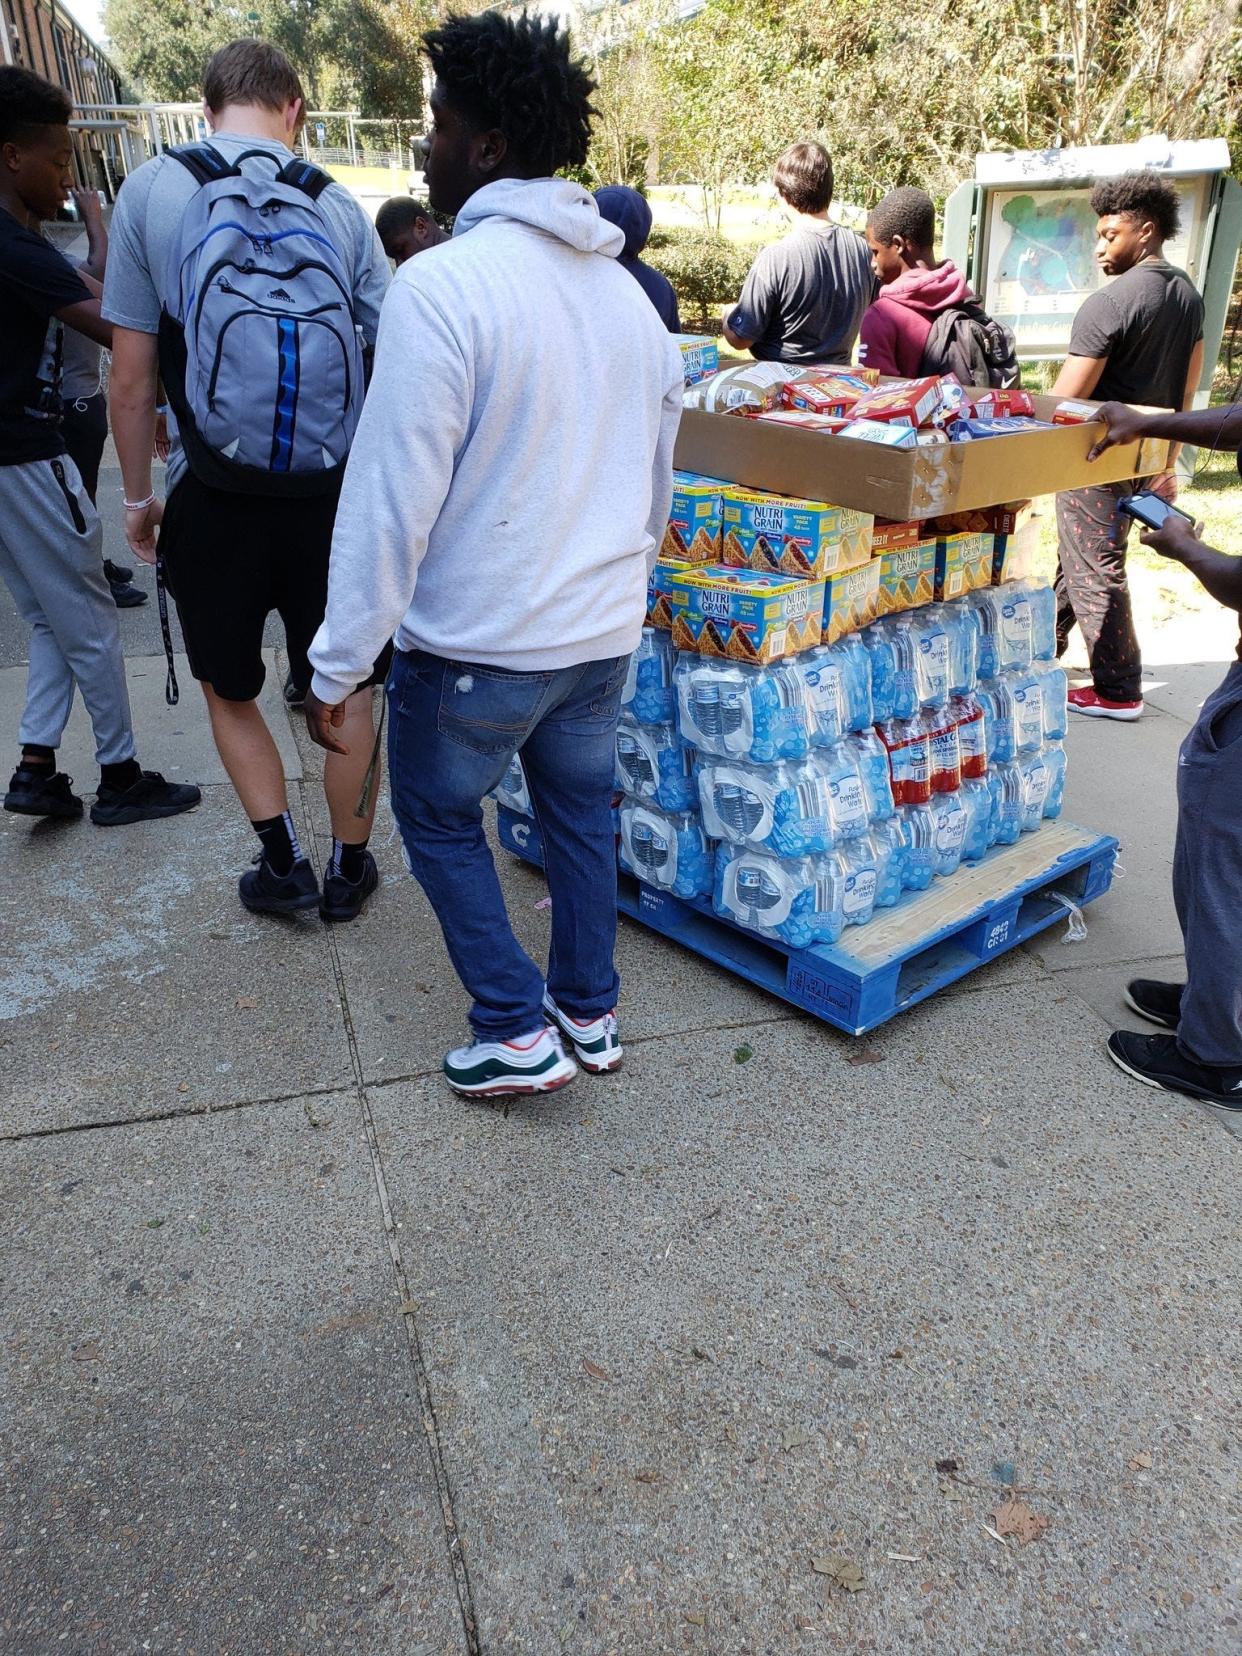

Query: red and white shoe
1067 686 1144 722
443 1026 577 1097
542 992 623 1073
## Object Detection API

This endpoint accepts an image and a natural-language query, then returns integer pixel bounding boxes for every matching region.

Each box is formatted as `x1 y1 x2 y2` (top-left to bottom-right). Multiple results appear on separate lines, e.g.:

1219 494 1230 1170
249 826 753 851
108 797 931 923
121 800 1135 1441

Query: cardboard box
754 410 851 434
663 471 724 563
673 393 1172 520
721 487 873 579
853 377 945 427
993 519 1040 584
647 558 691 627
822 559 882 644
870 518 922 554
838 419 919 449
934 530 993 601
674 334 719 386
665 564 824 663
936 501 1034 537
877 540 937 616
781 376 868 417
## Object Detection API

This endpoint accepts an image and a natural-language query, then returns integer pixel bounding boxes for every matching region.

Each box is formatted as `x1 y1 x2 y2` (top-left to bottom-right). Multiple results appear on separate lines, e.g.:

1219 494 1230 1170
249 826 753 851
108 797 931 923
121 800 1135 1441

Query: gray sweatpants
1174 659 1242 1066
0 455 135 766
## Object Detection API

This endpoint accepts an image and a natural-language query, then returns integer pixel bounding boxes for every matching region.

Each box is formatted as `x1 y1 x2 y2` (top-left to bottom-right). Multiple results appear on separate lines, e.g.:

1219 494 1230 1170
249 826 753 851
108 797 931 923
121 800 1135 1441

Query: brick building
2 0 129 190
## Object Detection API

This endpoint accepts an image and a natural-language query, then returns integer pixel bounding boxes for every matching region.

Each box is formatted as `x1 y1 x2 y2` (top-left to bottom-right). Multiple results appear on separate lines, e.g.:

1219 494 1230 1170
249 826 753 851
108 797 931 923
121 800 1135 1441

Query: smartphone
1117 492 1195 532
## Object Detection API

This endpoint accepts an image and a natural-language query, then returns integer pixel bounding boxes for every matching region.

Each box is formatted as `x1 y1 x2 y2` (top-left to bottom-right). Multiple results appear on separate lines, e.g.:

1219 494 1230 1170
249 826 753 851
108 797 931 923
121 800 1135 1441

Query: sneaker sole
1106 1041 1241 1109
91 799 202 827
1068 702 1143 722
4 797 82 819
445 1064 578 1098
543 1003 623 1075
1122 987 1179 1030
239 888 321 917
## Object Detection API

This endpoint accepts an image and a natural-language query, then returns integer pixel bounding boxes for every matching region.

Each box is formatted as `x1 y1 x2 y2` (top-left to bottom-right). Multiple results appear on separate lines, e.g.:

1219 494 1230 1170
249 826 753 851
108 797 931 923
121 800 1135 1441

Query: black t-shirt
727 222 875 363
0 206 92 466
1069 258 1204 410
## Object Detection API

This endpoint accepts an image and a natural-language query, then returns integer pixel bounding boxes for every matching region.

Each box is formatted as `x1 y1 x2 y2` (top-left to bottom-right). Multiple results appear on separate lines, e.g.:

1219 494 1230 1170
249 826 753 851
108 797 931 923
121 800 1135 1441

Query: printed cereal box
647 557 691 627
870 518 922 554
674 334 720 386
822 559 882 644
934 530 993 601
721 487 874 580
852 376 945 427
877 540 937 616
665 565 825 663
664 470 725 563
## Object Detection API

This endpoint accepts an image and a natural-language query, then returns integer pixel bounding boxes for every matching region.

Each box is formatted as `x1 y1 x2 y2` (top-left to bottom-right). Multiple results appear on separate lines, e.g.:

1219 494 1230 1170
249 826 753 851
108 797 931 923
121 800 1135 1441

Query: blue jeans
387 648 628 1042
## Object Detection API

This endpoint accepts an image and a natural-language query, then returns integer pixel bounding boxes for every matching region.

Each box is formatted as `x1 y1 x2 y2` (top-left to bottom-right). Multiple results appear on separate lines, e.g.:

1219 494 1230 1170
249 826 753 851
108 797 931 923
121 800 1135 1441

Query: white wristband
123 492 156 511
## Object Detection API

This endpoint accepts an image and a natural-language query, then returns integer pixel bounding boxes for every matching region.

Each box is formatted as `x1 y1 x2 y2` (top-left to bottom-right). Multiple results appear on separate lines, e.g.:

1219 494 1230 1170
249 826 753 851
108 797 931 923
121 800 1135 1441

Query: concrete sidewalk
1 478 1239 1653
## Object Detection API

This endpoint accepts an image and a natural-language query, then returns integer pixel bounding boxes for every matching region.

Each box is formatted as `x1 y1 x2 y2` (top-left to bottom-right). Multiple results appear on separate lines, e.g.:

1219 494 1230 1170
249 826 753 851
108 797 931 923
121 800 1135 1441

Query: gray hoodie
309 177 684 700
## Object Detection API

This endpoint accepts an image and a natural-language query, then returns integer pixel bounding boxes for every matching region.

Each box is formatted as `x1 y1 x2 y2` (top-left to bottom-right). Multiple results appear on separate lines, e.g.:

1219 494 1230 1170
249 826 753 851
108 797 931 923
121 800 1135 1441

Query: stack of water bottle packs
497 577 1068 955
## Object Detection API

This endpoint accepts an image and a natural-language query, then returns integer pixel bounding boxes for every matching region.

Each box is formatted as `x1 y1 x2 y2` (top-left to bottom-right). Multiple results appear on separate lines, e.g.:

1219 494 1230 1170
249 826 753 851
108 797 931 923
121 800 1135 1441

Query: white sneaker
442 1025 577 1097
542 992 623 1074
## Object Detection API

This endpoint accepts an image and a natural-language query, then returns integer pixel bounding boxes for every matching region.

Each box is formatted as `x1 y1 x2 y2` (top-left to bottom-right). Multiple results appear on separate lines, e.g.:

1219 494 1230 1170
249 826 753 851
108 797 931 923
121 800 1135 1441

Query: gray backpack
157 144 364 495
919 300 1021 390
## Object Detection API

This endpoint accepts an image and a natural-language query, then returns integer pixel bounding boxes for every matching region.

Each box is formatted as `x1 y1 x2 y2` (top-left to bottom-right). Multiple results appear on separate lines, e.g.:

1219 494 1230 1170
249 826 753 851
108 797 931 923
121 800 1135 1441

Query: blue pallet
495 806 1118 1035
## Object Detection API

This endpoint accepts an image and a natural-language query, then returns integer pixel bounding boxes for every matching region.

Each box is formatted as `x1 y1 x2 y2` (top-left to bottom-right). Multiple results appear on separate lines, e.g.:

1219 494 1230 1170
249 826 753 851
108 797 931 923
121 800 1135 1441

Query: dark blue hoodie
594 187 681 335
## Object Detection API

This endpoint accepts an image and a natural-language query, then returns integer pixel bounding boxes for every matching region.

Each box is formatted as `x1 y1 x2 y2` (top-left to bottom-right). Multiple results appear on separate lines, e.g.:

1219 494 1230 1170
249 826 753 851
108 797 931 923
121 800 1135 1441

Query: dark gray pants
1055 482 1142 703
1174 660 1242 1066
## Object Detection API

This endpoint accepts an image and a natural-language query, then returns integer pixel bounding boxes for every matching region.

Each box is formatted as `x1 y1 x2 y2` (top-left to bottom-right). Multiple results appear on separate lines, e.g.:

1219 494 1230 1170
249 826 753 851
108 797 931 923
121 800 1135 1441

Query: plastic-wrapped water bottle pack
621 627 676 726
674 655 812 763
490 752 532 817
618 798 714 899
714 845 848 948
697 748 870 857
615 718 697 812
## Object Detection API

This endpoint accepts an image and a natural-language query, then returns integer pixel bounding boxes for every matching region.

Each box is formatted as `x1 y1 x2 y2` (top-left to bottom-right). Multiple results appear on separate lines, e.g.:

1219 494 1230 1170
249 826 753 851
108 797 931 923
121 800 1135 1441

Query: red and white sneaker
443 1026 577 1097
1067 686 1144 722
542 992 623 1074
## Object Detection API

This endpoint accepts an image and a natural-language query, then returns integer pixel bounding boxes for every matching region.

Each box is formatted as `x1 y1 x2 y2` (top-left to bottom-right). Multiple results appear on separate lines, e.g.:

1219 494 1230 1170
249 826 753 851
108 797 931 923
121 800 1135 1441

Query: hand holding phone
1117 491 1195 532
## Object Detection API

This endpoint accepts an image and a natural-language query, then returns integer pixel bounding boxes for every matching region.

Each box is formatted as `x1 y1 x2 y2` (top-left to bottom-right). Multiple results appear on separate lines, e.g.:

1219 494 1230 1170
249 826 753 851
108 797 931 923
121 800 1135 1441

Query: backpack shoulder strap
166 143 239 187
274 157 334 201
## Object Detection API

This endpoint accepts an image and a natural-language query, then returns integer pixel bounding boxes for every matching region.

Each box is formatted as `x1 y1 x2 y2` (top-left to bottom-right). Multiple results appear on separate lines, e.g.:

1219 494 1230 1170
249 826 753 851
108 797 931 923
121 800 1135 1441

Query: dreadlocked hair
423 9 597 176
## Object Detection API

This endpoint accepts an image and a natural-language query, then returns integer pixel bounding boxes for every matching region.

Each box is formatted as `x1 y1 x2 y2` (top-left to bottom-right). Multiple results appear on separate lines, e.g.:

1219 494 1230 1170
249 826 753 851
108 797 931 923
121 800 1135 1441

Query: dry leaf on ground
1128 1451 1154 1470
811 1555 865 1592
993 1497 1050 1545
581 1357 610 1381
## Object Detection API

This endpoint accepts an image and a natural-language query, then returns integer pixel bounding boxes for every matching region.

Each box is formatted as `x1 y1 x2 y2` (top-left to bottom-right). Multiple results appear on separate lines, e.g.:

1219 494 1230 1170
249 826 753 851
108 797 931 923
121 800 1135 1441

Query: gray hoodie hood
453 176 625 257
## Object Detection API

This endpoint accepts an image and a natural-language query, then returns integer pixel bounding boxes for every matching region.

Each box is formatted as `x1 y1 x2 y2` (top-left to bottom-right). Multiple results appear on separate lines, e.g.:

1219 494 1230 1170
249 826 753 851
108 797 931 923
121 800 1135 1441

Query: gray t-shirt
102 132 390 489
727 221 875 364
59 257 103 402
1069 258 1203 410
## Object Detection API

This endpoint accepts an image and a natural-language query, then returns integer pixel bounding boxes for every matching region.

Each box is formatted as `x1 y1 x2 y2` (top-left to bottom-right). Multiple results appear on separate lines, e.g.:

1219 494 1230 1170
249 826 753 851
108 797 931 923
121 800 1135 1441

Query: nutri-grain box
934 530 993 601
877 540 937 616
674 334 720 386
647 557 692 627
721 486 873 579
663 470 725 563
822 559 883 644
665 565 825 663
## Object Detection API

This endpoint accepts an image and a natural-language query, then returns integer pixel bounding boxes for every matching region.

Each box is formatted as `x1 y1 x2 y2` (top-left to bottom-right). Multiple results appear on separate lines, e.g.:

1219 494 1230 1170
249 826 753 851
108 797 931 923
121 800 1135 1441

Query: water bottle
876 714 931 806
912 607 951 708
862 619 898 723
849 729 895 822
1019 748 1051 831
621 627 676 726
996 585 1034 671
839 633 875 733
952 690 987 780
616 718 697 812
799 645 846 748
1024 579 1058 662
1033 659 1069 741
925 705 962 795
959 775 993 863
674 656 810 763
823 740 870 844
944 597 978 696
714 846 845 948
898 801 936 890
619 799 715 899
967 587 1003 683
871 815 908 904
1042 740 1067 819
841 839 879 927
889 616 921 720
978 677 1016 764
988 759 1024 845
930 790 967 877
1009 666 1045 754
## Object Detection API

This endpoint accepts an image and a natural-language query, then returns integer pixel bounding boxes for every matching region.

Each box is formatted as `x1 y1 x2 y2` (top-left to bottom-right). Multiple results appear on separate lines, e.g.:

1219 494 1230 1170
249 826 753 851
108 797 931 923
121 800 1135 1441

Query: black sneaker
1124 979 1184 1031
239 855 320 916
109 579 148 608
103 559 134 585
320 849 379 923
283 672 308 709
90 771 202 826
1107 1030 1242 1110
4 764 83 819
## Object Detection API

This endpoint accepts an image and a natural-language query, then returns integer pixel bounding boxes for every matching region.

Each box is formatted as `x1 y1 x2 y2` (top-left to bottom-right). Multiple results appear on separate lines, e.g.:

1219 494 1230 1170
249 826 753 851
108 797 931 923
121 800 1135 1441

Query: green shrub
645 228 753 330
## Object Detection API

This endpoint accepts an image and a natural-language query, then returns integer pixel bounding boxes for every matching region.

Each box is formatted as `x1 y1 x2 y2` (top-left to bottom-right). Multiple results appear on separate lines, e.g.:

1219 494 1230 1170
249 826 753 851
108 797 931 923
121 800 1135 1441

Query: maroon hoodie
858 260 974 378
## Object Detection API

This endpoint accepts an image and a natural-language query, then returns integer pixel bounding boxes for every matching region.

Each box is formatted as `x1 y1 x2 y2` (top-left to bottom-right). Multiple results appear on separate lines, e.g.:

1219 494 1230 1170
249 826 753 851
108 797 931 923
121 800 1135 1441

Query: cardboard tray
673 393 1171 521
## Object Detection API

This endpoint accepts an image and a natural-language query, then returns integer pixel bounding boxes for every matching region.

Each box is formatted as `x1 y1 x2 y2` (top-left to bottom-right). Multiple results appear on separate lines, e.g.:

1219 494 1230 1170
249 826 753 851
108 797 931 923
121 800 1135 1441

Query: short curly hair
868 186 936 248
422 9 597 177
0 65 72 147
1090 170 1180 243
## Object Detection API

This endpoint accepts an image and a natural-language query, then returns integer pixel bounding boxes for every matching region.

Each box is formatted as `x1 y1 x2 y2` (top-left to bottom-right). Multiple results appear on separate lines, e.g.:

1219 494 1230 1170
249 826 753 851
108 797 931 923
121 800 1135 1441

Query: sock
100 758 142 791
329 835 369 883
252 811 303 877
21 744 55 770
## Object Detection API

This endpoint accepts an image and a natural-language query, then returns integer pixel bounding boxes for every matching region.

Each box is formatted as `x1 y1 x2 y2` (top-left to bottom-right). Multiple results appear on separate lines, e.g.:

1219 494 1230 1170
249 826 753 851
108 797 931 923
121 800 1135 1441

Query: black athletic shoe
283 672 308 709
103 559 134 584
239 855 320 916
1107 1030 1242 1110
109 579 148 608
1124 978 1184 1031
319 849 379 922
90 771 202 826
4 765 83 819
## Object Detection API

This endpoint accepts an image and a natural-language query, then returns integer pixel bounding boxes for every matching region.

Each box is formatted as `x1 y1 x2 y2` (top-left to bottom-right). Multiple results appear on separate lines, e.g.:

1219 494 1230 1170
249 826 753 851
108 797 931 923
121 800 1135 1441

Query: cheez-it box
852 376 945 428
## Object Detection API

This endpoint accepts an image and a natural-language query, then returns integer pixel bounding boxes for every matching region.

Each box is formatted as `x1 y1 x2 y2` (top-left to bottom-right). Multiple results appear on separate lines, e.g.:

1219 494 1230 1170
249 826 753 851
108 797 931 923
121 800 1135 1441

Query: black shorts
160 472 392 703
60 394 108 503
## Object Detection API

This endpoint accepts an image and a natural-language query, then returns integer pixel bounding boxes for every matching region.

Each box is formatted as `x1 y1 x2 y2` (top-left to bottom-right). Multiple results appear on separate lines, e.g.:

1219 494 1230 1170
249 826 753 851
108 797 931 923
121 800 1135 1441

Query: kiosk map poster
982 180 1205 357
